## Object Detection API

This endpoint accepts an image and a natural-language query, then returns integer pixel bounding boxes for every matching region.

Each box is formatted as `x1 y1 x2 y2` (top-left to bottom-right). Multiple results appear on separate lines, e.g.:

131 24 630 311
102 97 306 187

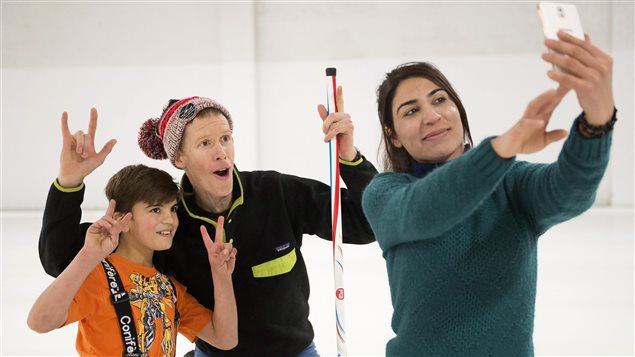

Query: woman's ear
385 126 403 148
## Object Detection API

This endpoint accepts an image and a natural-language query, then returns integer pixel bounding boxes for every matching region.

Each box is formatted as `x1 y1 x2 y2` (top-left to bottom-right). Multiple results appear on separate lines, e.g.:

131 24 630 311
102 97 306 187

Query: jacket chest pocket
251 247 297 278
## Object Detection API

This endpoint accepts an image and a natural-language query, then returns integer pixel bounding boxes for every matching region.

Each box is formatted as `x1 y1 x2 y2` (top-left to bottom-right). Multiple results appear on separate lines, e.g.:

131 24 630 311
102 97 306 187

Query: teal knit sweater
362 117 612 357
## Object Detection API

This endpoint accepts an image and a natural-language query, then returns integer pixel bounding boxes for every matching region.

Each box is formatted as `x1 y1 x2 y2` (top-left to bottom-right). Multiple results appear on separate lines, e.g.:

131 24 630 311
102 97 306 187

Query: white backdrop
1 1 633 356
1 1 633 210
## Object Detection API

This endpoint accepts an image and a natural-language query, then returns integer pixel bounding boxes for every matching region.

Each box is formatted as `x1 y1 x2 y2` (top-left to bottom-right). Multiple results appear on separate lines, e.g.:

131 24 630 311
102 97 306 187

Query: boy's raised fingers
105 199 116 218
117 213 132 232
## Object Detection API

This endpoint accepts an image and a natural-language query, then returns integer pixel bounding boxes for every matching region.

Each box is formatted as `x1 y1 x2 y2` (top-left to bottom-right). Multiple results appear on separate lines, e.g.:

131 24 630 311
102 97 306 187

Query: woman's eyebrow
396 88 444 114
396 99 418 114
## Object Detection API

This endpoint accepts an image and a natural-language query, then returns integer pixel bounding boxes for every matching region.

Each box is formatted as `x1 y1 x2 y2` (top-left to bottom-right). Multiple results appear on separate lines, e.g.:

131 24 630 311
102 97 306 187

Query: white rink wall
2 2 633 356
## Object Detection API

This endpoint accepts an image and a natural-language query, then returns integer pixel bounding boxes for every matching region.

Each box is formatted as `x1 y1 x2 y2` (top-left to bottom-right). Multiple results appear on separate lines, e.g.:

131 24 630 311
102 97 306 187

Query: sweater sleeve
281 154 378 245
39 181 91 277
362 138 515 252
504 113 613 235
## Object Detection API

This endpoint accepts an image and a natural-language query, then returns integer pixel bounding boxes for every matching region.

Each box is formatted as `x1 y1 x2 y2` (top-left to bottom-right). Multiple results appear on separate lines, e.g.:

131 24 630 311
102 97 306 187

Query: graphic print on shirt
128 272 177 357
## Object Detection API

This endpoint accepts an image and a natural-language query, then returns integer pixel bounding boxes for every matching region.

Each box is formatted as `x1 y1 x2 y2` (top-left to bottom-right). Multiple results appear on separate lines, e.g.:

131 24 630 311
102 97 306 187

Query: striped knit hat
138 96 233 167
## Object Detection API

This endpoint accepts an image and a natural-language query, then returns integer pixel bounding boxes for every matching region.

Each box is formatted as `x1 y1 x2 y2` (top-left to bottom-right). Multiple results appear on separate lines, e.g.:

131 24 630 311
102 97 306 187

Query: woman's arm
363 138 514 251
504 116 613 234
502 32 615 233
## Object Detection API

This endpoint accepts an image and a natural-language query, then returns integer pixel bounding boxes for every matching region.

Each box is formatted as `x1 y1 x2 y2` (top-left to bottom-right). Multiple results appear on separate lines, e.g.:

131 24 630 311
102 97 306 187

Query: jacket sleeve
281 154 378 245
362 138 515 252
39 181 91 277
503 113 613 235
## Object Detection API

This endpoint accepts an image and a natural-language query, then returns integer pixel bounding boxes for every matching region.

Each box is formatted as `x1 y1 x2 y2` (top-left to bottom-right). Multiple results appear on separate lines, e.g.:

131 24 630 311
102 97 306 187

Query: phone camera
557 6 565 18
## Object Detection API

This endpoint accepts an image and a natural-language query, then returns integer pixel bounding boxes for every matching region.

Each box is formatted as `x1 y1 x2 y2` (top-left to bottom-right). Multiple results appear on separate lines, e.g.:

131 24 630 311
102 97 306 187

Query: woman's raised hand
491 86 570 159
542 31 614 125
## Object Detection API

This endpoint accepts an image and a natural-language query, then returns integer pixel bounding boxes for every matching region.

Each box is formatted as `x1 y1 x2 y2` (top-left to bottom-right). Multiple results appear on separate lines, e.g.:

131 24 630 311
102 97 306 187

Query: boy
28 164 238 356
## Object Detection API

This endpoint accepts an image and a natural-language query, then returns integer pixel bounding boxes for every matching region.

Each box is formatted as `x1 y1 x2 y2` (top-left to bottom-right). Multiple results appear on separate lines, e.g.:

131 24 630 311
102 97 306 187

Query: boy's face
124 199 179 253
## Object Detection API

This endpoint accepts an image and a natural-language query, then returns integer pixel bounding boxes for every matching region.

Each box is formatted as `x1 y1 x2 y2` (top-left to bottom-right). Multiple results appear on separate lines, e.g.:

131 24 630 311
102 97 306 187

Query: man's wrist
57 176 84 189
339 147 359 162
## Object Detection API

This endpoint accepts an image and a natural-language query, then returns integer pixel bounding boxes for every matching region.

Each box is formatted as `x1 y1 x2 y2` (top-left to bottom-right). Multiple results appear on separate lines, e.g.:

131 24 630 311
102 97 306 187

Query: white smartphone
537 2 585 41
537 2 585 73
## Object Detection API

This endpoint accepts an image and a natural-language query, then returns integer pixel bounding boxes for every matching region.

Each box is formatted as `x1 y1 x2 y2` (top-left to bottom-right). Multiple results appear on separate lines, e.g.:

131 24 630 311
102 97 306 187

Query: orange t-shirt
65 253 212 357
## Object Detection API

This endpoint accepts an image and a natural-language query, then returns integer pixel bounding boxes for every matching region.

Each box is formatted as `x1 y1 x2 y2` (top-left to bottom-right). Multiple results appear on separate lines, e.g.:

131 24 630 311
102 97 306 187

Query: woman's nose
421 108 442 125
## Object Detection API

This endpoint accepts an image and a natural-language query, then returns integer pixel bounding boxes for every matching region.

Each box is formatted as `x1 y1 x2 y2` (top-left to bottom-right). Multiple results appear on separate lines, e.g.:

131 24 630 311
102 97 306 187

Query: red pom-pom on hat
138 118 168 160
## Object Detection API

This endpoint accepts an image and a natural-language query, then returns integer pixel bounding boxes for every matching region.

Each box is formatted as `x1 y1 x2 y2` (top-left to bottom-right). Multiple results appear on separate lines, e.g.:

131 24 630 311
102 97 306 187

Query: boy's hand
58 108 117 188
201 216 237 278
82 199 131 262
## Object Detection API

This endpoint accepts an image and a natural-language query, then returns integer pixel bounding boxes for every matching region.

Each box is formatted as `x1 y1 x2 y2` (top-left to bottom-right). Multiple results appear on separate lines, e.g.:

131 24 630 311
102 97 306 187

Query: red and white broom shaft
326 67 347 357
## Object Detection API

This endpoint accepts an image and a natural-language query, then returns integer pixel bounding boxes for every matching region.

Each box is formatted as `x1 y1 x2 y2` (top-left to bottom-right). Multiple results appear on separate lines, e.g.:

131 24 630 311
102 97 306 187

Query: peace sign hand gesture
201 216 237 280
58 108 117 188
82 199 132 263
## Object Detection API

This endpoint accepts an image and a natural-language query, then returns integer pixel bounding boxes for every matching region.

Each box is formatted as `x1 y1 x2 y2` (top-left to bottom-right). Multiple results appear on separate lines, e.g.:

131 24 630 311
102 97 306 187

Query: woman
39 89 378 357
362 32 616 356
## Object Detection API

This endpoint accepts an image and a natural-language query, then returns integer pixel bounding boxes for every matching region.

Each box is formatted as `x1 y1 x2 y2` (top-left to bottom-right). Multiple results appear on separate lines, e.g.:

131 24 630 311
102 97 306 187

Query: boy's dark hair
104 164 178 213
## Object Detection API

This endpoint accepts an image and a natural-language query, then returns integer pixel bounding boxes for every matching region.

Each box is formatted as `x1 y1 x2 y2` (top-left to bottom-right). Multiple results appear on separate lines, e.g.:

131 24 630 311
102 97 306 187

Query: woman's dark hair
105 164 178 213
376 62 473 173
